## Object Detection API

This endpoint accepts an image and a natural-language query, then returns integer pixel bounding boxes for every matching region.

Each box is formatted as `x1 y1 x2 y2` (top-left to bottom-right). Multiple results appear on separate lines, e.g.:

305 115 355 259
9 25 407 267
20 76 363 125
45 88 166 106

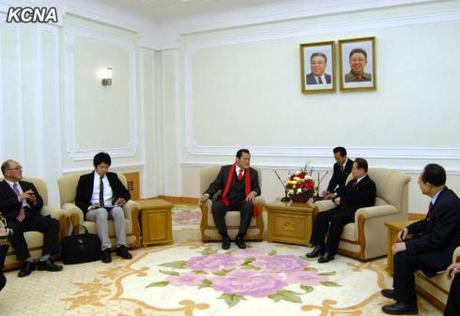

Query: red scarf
221 163 259 217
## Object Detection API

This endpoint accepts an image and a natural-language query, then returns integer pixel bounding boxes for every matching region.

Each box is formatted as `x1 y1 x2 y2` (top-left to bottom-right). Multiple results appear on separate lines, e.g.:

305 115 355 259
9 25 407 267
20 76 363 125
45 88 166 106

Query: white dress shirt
90 174 114 207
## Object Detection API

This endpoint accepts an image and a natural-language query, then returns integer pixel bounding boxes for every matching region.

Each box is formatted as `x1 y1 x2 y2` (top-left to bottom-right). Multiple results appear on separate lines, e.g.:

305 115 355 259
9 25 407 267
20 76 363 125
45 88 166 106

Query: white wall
0 2 161 205
173 0 460 213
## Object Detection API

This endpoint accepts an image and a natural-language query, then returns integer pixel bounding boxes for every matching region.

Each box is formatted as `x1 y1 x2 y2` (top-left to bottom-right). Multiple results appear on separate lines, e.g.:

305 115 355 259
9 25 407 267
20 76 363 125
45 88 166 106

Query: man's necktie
351 179 358 187
99 176 104 207
340 165 344 172
427 202 434 217
13 183 25 222
238 169 244 181
318 76 323 84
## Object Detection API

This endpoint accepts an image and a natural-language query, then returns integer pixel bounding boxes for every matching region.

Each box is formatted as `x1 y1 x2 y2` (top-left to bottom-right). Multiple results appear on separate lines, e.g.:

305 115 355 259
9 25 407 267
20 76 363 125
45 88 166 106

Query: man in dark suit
200 149 261 250
381 164 460 315
306 52 332 85
75 152 132 263
306 158 376 263
0 159 62 277
444 262 460 316
322 146 354 199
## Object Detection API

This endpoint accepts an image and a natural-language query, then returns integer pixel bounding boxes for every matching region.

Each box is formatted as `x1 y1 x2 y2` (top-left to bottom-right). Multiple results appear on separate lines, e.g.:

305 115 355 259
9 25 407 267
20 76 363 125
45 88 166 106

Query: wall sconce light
101 67 112 86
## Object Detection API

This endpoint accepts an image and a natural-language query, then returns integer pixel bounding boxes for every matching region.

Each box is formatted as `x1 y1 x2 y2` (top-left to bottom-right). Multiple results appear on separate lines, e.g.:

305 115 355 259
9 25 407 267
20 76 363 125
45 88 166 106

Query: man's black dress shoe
382 302 418 315
381 288 396 299
235 236 246 249
101 249 112 263
306 246 324 258
116 246 132 259
318 252 335 263
18 261 35 277
222 236 231 250
37 260 63 272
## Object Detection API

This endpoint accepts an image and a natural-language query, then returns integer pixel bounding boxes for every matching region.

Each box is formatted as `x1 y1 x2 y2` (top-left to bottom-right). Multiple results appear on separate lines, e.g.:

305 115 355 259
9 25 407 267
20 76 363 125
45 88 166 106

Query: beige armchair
415 246 460 310
199 166 265 242
57 173 141 249
314 168 411 261
2 177 67 270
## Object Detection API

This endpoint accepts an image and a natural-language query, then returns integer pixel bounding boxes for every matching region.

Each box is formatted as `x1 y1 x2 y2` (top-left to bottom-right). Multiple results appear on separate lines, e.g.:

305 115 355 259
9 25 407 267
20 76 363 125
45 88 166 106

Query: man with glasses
0 159 62 277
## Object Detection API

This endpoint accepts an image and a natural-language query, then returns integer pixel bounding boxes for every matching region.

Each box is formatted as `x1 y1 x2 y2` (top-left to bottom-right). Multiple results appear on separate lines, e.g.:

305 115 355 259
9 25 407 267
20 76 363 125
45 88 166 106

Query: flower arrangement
284 169 315 203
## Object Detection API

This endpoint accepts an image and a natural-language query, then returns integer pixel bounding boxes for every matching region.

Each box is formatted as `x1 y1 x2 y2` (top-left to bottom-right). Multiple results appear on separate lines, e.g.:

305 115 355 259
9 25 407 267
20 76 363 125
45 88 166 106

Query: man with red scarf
200 149 261 250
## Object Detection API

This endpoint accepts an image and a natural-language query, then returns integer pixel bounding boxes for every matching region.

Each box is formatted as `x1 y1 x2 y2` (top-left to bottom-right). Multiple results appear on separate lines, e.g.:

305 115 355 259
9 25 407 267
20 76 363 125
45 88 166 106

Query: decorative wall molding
180 161 460 175
63 23 138 161
183 145 460 160
183 6 460 162
166 0 440 41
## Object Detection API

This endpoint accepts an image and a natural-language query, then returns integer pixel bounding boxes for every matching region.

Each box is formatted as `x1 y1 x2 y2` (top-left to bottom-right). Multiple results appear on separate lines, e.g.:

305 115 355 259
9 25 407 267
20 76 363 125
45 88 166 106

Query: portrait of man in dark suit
306 52 332 85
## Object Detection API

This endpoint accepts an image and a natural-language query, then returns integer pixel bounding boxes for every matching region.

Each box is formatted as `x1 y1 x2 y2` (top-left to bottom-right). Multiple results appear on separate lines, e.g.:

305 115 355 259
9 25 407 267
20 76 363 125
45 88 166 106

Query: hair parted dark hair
354 157 368 172
349 48 367 59
310 52 327 63
236 149 250 159
333 146 347 157
93 152 111 167
421 164 446 186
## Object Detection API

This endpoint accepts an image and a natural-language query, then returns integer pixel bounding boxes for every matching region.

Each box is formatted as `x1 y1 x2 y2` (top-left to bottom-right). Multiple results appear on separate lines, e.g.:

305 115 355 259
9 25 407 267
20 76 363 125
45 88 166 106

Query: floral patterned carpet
0 205 442 316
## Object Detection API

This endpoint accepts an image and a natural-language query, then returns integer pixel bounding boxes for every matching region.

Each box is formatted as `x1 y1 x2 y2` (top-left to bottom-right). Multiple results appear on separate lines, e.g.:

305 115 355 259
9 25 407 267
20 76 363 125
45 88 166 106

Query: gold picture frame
338 36 376 91
300 40 336 94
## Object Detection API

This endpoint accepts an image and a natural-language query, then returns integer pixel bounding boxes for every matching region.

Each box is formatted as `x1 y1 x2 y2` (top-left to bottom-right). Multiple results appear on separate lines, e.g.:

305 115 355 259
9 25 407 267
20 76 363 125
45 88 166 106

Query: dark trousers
445 274 460 316
212 200 253 238
392 251 420 305
309 207 355 255
0 243 8 291
7 215 60 261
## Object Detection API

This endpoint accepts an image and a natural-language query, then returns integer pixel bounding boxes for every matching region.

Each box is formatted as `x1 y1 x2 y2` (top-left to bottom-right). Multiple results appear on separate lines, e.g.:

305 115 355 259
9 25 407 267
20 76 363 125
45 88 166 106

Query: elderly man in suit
381 164 460 315
322 146 354 199
306 158 376 263
0 159 62 277
75 152 132 263
200 149 261 250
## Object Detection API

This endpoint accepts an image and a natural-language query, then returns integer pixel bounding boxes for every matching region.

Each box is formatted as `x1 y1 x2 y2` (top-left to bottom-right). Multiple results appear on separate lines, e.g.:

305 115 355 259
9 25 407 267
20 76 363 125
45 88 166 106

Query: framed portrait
300 41 335 94
338 36 376 91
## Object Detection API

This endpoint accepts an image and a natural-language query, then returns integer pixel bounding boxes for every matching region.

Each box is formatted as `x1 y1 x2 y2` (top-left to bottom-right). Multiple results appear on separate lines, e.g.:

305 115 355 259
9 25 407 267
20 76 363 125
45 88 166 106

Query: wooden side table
137 199 173 246
385 220 414 274
265 199 318 246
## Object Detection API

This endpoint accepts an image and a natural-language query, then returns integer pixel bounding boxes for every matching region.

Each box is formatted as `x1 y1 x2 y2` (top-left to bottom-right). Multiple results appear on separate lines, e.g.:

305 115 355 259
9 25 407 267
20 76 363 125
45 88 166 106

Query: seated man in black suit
381 164 460 315
306 158 376 263
0 159 62 277
444 262 460 316
75 152 132 263
322 146 353 199
200 149 261 250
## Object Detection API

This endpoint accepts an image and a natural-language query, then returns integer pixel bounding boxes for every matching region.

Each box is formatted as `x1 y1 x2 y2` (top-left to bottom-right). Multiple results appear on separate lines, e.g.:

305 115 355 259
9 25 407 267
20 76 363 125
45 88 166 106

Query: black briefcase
61 225 101 264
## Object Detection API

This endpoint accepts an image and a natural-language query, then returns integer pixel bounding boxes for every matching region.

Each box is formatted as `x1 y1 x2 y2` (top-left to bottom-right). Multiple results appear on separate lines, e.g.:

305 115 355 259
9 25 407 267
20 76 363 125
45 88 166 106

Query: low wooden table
265 199 318 246
137 199 173 246
385 220 415 274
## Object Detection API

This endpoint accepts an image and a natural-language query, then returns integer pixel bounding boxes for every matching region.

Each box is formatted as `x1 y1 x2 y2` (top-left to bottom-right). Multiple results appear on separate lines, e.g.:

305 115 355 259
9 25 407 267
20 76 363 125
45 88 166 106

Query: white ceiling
96 0 278 23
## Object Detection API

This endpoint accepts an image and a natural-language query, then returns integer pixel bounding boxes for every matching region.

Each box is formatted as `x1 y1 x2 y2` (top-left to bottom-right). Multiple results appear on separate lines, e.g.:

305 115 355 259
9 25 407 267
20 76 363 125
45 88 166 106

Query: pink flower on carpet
172 211 201 225
210 270 286 297
186 254 242 272
253 255 308 273
284 271 326 285
233 247 267 258
167 272 206 286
